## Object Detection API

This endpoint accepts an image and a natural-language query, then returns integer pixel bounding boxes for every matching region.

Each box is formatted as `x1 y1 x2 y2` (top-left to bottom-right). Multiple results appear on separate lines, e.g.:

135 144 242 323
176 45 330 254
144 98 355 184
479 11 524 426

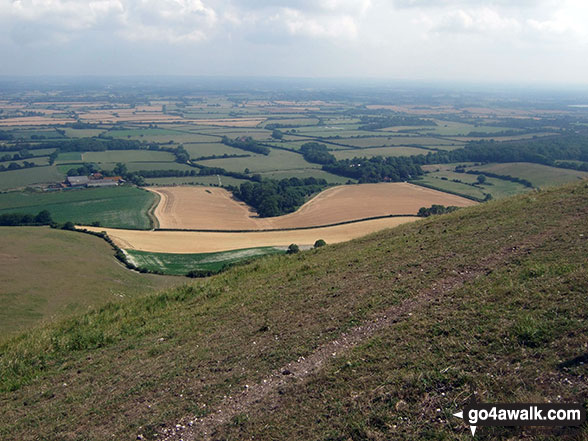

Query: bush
61 221 76 231
287 244 300 254
314 239 326 248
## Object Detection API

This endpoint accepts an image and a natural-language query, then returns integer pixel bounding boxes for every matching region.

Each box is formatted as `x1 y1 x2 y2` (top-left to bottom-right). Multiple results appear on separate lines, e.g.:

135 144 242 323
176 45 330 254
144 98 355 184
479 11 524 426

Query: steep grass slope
0 182 586 441
0 227 181 335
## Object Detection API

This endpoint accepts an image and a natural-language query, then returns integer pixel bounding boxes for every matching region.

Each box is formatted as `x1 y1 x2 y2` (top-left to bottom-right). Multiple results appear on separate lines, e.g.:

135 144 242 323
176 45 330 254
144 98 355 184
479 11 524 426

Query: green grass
0 227 181 335
195 149 319 174
0 186 156 229
55 152 83 163
333 146 432 160
181 142 245 158
144 175 249 186
82 150 176 163
256 168 354 184
0 182 585 440
470 162 588 188
332 136 463 148
0 166 64 191
417 168 532 199
125 247 285 275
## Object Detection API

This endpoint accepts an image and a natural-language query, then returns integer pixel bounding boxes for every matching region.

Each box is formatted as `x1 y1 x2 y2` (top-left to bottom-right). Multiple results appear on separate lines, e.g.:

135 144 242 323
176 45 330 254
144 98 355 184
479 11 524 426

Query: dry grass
148 183 476 231
84 217 419 253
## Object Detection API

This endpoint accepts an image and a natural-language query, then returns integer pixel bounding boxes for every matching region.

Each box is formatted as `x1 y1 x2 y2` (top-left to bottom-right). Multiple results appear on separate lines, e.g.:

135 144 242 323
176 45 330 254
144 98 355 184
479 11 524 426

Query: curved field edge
145 183 476 231
146 189 161 229
0 182 586 441
0 227 182 336
83 216 419 254
124 247 286 275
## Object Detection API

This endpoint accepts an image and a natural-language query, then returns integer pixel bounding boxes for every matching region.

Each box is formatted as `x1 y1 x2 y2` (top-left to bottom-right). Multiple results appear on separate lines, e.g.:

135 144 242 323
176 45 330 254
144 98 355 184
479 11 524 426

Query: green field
0 166 63 191
256 168 354 183
125 247 285 275
414 170 531 200
55 152 83 163
181 142 245 158
61 128 106 138
332 136 464 148
469 162 588 188
0 227 180 335
144 175 249 186
333 146 432 160
195 148 319 173
0 186 156 229
82 150 176 163
124 162 193 172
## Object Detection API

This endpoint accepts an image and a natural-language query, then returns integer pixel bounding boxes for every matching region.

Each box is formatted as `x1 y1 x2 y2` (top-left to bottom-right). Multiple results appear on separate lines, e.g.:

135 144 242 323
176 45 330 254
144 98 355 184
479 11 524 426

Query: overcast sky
1 0 588 85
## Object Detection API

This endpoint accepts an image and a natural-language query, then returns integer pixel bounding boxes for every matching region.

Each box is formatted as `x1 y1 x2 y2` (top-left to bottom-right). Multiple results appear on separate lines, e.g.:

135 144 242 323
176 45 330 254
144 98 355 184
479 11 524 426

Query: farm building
66 175 122 188
66 176 90 187
87 180 118 187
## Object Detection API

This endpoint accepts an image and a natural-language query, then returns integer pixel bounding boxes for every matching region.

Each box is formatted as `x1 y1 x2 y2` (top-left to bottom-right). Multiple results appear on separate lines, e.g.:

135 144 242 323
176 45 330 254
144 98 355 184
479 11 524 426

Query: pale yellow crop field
84 217 419 253
148 183 476 230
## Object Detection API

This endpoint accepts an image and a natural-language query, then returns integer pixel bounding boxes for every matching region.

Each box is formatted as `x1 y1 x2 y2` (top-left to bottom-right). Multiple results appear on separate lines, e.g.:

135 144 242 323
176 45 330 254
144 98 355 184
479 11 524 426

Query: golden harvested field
147 183 476 230
84 217 419 253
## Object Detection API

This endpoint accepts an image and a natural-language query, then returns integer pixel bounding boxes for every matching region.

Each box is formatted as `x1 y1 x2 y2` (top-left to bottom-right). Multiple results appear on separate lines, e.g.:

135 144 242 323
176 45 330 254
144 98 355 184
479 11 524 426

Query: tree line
0 210 53 226
221 136 270 155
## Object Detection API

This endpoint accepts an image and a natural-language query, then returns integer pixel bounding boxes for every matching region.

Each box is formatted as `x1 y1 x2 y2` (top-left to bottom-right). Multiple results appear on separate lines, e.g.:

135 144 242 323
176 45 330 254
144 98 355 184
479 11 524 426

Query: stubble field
147 183 476 231
84 217 419 253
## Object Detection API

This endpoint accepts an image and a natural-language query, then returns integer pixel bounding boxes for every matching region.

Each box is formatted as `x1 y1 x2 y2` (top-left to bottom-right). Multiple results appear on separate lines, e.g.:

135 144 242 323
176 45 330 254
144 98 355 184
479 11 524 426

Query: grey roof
66 176 90 185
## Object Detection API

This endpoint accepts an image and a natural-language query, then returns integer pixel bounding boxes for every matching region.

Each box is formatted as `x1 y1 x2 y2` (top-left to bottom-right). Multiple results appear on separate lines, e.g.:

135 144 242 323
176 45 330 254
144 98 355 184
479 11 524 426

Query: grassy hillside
0 227 181 335
0 186 156 229
0 182 586 440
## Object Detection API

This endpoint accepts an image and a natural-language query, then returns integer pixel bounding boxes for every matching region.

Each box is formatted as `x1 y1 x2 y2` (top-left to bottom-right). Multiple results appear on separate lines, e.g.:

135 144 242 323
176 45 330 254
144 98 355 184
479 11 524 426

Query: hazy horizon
1 1 588 86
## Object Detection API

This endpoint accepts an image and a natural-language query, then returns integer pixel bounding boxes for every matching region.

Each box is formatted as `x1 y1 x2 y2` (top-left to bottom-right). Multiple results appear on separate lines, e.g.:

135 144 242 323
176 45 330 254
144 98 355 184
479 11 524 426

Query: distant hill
1 181 586 440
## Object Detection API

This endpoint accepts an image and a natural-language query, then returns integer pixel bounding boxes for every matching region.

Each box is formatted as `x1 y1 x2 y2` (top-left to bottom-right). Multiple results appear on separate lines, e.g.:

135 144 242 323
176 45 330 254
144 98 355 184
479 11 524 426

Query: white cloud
432 7 521 35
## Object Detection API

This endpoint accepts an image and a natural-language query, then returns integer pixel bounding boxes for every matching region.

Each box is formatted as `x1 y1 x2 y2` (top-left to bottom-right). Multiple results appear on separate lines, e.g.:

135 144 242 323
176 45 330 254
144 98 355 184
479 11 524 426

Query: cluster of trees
65 121 99 129
417 205 458 217
323 156 423 183
0 161 36 172
230 177 328 217
222 136 270 155
358 116 436 131
0 150 33 162
0 210 53 226
420 134 588 166
300 142 336 165
134 169 199 178
192 153 250 161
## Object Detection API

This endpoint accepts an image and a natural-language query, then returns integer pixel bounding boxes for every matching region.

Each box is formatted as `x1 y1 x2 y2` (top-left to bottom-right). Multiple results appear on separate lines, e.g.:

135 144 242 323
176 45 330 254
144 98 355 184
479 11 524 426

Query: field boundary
146 189 161 229
409 179 485 202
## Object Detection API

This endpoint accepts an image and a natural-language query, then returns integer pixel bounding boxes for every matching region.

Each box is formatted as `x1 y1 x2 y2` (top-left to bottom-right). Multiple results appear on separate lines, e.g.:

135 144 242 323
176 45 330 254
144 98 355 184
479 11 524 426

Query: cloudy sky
1 0 588 85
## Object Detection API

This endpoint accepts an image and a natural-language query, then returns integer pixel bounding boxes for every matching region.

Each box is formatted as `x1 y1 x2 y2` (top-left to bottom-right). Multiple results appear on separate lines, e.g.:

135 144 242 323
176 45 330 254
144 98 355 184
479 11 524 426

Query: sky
1 0 588 85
